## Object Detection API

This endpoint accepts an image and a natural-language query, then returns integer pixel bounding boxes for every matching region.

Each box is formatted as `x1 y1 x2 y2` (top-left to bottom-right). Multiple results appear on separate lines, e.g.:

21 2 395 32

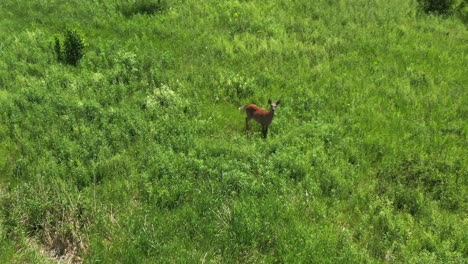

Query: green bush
119 0 168 17
417 0 465 15
217 73 255 103
419 0 454 14
110 51 139 85
54 36 63 62
54 28 86 66
145 84 187 113
63 28 86 66
456 1 468 23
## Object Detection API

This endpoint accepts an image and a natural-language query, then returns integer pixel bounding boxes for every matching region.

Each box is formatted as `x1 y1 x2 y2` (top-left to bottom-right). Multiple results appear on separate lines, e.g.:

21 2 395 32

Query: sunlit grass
0 0 466 262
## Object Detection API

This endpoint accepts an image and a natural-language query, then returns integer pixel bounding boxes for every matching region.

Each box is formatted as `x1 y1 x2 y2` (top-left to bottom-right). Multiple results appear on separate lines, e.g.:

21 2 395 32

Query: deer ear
268 99 272 104
276 100 281 105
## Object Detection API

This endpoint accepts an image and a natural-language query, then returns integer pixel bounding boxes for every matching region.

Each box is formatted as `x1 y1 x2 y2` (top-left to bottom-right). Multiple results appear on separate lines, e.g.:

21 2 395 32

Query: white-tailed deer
239 99 281 138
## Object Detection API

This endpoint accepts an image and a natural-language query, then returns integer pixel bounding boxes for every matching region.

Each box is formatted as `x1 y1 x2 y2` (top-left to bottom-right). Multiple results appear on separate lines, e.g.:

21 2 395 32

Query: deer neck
268 109 275 120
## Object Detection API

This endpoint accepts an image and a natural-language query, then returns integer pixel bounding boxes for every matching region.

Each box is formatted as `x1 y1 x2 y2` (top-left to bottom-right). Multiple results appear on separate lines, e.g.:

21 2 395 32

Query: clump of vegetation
54 28 86 66
418 0 466 17
119 0 168 17
145 84 187 116
0 0 467 263
111 51 139 84
53 37 63 63
418 0 455 14
2 177 91 261
217 73 255 103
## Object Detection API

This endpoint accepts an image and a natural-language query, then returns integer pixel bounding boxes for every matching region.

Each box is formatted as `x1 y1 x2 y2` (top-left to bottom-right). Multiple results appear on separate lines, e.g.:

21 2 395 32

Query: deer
239 99 281 138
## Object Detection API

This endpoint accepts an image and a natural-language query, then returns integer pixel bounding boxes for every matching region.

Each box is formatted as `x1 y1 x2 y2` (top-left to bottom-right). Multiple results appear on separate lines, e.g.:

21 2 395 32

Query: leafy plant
110 51 139 85
119 0 168 17
419 0 453 14
54 36 63 62
54 28 86 66
417 0 465 15
146 84 183 108
217 73 255 103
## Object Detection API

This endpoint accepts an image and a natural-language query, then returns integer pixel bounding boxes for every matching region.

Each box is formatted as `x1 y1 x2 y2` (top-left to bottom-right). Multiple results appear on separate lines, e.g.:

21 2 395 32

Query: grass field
0 0 467 263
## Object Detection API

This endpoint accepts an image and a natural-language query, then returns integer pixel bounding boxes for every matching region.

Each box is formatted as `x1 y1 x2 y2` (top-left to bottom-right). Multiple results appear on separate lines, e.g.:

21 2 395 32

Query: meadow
0 0 467 263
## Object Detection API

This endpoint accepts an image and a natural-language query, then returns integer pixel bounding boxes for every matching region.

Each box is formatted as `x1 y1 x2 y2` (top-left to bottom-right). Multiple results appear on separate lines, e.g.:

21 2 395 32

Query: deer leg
245 117 250 131
263 126 268 138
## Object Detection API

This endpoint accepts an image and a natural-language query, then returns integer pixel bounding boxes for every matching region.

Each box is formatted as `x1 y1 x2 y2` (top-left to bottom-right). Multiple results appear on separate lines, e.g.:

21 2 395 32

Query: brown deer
239 99 281 138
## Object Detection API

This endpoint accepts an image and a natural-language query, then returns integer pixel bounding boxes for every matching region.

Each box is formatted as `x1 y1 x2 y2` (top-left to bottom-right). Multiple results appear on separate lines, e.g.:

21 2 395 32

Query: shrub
54 36 63 62
217 73 255 103
63 28 86 66
54 28 86 66
418 0 455 14
455 1 468 23
119 0 168 17
110 51 139 85
144 84 187 117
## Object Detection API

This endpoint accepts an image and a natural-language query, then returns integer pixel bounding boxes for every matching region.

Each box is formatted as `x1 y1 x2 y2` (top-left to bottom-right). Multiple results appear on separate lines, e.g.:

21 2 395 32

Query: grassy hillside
0 0 467 262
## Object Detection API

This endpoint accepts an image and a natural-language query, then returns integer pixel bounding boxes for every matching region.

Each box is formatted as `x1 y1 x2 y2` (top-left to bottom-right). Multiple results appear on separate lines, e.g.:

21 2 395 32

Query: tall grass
0 0 467 262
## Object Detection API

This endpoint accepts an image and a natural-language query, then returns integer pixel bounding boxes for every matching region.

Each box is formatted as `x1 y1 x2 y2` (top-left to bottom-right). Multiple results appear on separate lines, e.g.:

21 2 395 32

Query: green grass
0 0 467 262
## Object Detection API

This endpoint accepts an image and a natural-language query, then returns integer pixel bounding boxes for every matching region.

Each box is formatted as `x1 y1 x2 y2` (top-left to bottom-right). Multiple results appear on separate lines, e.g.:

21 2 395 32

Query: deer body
240 99 280 138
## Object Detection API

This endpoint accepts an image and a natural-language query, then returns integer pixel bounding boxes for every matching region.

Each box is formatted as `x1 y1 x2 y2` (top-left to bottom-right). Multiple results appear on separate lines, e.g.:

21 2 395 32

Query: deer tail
239 105 246 112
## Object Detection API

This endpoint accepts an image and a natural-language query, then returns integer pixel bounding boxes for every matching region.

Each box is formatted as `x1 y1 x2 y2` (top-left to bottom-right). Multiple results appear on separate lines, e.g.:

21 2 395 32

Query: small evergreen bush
54 28 86 66
54 36 63 62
